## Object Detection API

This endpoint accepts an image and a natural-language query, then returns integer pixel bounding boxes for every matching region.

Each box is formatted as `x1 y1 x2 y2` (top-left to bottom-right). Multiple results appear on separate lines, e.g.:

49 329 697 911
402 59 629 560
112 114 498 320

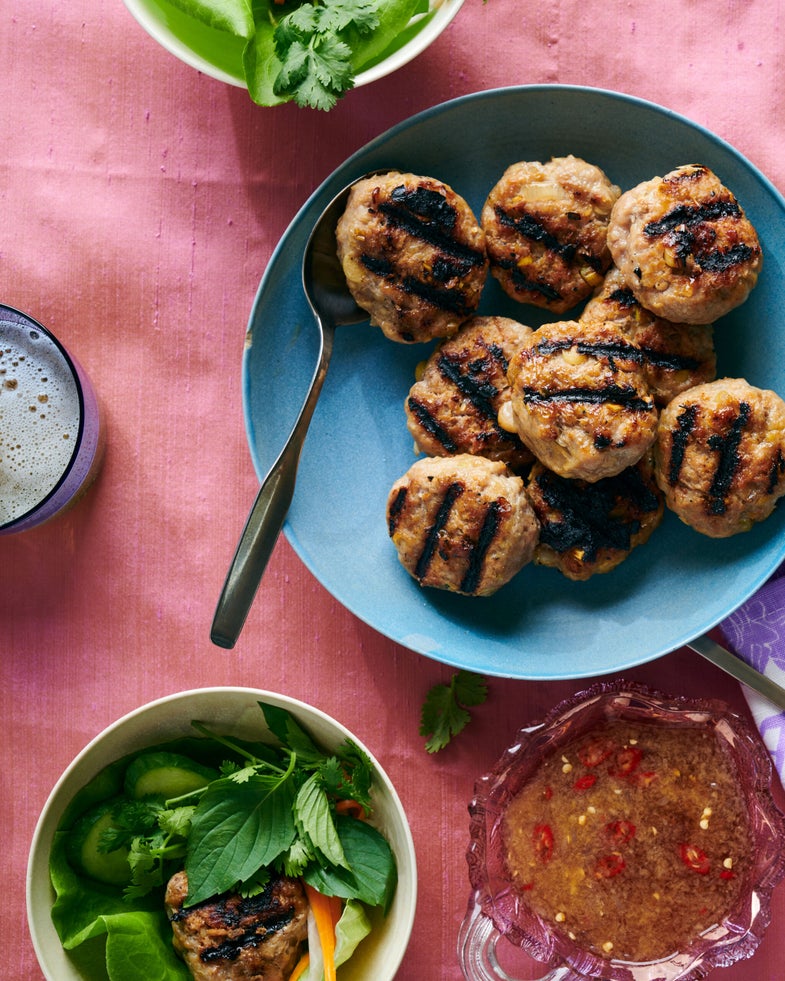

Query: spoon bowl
211 174 377 649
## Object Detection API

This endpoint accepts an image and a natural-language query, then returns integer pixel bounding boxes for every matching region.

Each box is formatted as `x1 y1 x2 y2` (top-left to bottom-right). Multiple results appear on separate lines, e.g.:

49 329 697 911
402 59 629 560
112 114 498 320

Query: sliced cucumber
66 799 131 886
123 750 217 800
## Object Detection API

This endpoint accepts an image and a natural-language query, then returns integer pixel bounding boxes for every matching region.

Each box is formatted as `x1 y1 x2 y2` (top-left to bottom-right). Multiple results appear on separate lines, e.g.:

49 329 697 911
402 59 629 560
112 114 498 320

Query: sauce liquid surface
503 720 750 963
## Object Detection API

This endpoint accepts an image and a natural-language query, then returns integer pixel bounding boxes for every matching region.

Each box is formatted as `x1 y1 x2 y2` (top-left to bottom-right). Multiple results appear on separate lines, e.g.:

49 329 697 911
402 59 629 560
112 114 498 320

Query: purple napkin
720 563 785 779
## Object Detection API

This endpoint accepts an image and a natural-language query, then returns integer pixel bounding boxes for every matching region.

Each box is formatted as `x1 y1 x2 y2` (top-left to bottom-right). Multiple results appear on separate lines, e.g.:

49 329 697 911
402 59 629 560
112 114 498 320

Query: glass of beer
0 304 104 534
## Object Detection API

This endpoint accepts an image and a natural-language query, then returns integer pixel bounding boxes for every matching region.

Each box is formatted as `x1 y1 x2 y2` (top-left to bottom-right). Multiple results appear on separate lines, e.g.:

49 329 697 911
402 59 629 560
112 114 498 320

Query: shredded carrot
335 798 367 820
304 883 337 981
289 952 310 981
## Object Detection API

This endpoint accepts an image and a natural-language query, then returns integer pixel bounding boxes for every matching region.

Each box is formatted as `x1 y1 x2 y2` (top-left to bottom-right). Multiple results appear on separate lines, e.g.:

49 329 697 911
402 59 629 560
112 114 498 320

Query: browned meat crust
336 171 488 344
607 164 762 324
527 456 664 580
506 319 658 482
654 378 785 537
481 155 620 314
404 315 534 471
580 266 716 406
165 871 308 981
386 454 540 595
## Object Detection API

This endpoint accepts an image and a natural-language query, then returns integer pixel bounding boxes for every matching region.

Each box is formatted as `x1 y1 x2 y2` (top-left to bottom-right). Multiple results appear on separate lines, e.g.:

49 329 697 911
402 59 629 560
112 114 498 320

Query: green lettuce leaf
165 0 254 38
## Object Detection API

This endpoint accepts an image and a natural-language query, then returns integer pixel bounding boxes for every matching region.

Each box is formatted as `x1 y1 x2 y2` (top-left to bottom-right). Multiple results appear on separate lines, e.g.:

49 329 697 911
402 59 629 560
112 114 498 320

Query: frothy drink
0 305 103 533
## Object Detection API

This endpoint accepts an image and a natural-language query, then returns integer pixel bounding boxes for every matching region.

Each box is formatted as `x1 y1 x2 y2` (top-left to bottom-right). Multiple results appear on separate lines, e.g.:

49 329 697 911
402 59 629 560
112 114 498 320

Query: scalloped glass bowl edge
464 680 785 981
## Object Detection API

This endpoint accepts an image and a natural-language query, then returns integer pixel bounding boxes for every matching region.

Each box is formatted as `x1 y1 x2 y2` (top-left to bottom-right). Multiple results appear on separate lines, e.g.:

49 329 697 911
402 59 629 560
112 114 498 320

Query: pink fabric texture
3 1 785 979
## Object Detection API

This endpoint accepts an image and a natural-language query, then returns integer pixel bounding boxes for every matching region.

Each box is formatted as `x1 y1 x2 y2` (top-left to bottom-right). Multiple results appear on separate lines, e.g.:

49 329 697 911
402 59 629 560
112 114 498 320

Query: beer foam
0 319 81 525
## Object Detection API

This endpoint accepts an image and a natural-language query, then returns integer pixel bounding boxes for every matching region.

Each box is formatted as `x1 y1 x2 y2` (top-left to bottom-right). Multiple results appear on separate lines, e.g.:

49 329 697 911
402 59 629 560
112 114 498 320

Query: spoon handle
210 328 333 649
686 633 785 711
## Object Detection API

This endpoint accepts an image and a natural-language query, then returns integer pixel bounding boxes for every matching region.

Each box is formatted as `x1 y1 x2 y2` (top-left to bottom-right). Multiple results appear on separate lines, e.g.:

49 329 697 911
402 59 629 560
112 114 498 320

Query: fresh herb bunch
420 670 488 752
165 0 430 110
98 702 396 910
271 0 384 110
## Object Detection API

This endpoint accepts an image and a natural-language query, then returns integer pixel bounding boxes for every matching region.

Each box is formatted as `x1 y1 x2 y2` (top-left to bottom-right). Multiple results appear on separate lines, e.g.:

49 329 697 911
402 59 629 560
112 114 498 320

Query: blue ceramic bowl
242 85 785 680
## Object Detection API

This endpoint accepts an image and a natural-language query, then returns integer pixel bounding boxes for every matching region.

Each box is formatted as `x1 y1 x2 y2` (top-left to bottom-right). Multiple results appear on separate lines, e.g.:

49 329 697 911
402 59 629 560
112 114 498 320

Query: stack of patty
336 162 785 593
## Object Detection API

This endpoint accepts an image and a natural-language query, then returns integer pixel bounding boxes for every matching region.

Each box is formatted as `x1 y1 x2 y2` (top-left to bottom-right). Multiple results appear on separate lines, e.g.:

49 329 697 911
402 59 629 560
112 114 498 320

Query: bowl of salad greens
27 687 417 981
122 0 465 110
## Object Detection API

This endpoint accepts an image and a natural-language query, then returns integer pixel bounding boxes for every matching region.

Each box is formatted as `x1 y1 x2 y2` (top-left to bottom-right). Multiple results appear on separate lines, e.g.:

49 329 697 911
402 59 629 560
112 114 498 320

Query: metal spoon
211 174 373 649
686 633 785 711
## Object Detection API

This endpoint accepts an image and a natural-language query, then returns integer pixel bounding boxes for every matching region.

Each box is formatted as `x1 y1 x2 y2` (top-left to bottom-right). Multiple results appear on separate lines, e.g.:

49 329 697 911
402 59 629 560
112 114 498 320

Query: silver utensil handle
211 338 331 649
686 633 785 711
210 456 298 649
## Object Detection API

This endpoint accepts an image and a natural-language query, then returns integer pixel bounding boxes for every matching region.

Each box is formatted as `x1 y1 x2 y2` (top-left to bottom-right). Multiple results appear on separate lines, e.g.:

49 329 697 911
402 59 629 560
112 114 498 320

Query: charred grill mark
635 345 701 372
534 337 639 365
497 257 563 301
359 254 475 316
535 466 660 563
607 286 639 309
768 449 785 494
360 254 393 276
697 242 757 272
387 486 408 535
438 352 503 424
200 909 295 963
460 500 504 594
414 481 464 581
535 336 700 373
706 402 751 515
494 206 577 262
667 403 698 485
400 274 473 314
643 198 742 237
407 397 459 453
523 384 653 413
378 186 486 267
169 886 297 964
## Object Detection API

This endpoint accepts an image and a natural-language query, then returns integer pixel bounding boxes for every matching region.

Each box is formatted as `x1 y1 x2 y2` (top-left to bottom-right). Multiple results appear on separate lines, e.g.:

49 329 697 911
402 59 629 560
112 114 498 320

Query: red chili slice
627 769 658 788
719 870 736 880
533 823 554 863
542 785 553 801
611 746 643 776
573 774 598 792
577 738 614 768
605 819 636 845
595 852 626 878
680 843 711 874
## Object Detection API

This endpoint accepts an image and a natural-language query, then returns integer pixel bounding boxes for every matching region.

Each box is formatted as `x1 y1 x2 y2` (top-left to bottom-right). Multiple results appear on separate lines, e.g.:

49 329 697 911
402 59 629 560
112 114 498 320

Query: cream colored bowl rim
26 686 417 981
122 0 465 90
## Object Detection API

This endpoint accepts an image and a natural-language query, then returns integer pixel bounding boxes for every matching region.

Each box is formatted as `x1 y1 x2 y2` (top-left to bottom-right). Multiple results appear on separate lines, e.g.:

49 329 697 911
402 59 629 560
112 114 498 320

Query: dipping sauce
502 719 751 963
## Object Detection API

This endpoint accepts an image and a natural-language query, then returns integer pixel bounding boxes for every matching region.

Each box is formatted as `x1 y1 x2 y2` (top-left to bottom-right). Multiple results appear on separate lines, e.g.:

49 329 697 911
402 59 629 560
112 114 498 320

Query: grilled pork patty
336 171 488 344
654 378 785 537
386 454 540 596
607 164 762 324
527 456 664 580
505 319 658 482
165 871 307 981
405 315 534 471
580 266 716 406
481 155 621 314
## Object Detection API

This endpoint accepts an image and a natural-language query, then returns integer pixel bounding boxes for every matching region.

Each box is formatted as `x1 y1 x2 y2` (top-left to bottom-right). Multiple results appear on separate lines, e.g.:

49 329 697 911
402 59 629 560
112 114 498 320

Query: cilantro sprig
272 0 381 110
96 702 395 911
420 670 489 753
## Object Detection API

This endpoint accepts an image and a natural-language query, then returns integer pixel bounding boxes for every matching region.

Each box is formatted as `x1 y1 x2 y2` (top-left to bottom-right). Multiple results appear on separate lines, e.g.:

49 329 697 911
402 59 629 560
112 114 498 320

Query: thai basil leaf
303 814 397 912
295 773 347 869
260 702 324 763
185 775 296 904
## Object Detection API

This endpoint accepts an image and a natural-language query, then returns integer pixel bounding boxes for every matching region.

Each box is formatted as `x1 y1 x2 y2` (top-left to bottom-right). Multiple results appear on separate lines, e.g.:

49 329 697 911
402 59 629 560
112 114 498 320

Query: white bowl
123 0 464 93
27 687 417 980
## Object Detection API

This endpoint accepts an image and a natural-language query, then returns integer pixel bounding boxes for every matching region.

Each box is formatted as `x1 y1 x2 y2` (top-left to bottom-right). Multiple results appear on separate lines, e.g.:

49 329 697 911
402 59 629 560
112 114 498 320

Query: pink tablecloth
2 1 785 979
